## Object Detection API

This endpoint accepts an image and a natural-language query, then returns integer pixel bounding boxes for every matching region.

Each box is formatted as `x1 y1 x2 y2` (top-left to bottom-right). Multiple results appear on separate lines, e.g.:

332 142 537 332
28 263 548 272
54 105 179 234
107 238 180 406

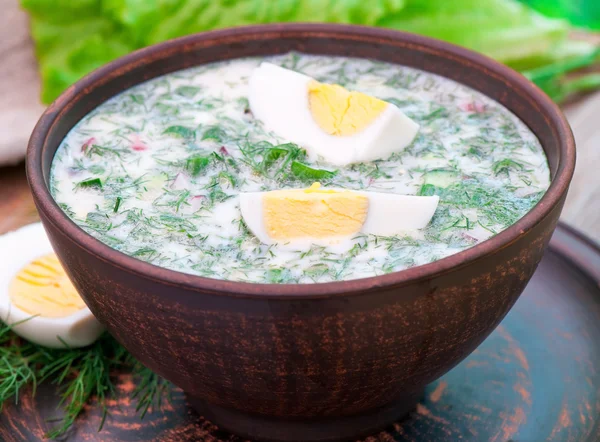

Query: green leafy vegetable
185 155 211 176
21 0 599 105
239 141 306 179
163 125 195 140
265 268 294 283
521 0 600 30
290 161 337 182
261 147 288 169
201 126 227 143
523 48 600 102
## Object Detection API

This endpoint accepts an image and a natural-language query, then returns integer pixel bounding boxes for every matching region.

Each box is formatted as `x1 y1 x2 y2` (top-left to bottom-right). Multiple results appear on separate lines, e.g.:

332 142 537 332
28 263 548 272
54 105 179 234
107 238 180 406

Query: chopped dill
113 196 122 213
174 85 200 98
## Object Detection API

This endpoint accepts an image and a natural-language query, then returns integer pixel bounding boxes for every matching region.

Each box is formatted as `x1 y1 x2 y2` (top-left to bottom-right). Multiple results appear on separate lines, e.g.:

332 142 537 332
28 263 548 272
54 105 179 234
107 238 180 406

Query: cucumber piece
423 169 459 188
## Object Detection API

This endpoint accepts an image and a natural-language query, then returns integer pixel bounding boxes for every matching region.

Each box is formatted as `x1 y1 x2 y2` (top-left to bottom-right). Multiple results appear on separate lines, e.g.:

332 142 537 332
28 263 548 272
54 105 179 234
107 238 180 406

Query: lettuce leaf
521 0 600 30
21 0 598 104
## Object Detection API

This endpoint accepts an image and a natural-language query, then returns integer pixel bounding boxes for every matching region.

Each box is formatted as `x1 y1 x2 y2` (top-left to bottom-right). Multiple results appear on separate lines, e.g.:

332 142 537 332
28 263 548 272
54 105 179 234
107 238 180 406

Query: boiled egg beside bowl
240 182 439 249
0 223 104 348
248 62 420 167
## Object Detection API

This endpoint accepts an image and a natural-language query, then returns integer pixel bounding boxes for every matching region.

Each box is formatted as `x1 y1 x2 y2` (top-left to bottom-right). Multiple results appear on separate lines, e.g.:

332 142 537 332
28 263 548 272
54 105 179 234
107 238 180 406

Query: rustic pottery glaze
27 24 575 442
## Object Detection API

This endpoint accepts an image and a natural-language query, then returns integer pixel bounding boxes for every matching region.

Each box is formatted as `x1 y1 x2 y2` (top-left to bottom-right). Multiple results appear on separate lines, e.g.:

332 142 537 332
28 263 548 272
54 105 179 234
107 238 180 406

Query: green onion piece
77 178 103 189
113 197 122 213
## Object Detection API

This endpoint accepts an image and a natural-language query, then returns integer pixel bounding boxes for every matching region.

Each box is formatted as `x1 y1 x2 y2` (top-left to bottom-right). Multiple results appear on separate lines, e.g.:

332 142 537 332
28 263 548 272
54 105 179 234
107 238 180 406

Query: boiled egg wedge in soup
240 183 439 249
0 223 104 348
248 62 420 166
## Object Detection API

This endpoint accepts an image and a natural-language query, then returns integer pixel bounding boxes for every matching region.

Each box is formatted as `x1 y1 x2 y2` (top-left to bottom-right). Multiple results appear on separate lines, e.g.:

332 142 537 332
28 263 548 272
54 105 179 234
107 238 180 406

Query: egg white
239 190 439 249
239 191 355 251
248 62 420 166
0 223 104 348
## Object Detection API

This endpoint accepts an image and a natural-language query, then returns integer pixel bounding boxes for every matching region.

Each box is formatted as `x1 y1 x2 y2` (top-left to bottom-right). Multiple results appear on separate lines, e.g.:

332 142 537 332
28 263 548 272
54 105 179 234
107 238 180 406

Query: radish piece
81 137 96 153
190 195 206 212
131 134 148 151
171 173 190 190
459 100 486 113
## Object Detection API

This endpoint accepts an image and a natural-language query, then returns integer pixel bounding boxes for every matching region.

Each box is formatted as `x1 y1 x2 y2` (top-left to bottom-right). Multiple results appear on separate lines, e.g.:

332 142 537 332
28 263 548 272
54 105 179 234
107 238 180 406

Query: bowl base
187 390 423 442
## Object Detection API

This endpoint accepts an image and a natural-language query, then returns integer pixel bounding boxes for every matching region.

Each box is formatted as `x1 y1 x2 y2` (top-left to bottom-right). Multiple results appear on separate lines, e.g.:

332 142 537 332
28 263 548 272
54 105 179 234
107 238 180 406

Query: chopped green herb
163 125 196 139
421 106 450 121
418 183 437 196
174 85 200 98
266 268 294 283
84 144 123 159
85 212 111 231
89 165 105 175
492 159 525 176
185 156 210 176
262 147 288 169
290 161 336 182
305 263 329 279
201 126 227 142
113 197 122 213
239 141 306 179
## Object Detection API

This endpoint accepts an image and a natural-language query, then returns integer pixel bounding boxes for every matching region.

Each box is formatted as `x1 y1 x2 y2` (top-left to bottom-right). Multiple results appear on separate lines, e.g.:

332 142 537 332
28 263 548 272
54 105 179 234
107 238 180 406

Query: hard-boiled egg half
240 183 438 248
0 223 104 348
249 62 419 166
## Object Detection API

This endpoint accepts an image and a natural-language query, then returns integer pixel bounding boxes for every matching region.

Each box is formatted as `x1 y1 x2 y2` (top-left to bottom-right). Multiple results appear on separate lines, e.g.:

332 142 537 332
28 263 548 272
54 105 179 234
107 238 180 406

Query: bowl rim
27 23 576 299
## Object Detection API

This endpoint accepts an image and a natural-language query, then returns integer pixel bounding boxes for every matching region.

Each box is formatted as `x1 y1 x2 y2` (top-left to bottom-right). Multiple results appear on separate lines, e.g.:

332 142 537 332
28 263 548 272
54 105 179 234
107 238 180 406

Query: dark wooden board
1 223 599 441
0 163 38 235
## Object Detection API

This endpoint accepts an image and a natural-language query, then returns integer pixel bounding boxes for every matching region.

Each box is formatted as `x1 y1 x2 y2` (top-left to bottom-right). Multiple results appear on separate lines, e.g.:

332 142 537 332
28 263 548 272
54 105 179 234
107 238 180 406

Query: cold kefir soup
51 53 550 283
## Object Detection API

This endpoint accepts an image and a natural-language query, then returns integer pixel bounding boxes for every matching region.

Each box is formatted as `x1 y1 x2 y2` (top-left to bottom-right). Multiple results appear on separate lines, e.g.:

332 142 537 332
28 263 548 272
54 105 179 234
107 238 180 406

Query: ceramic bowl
27 24 575 442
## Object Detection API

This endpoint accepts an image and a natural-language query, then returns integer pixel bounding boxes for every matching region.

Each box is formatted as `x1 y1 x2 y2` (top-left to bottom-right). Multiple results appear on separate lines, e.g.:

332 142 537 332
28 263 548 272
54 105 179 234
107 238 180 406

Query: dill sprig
0 323 171 439
0 321 48 408
130 363 172 419
43 335 125 438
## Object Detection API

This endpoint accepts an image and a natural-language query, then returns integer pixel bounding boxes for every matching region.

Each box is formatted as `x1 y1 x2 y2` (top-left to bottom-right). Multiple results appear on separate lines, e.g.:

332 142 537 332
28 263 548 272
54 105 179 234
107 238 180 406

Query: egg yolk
9 253 85 318
308 81 388 136
263 183 369 241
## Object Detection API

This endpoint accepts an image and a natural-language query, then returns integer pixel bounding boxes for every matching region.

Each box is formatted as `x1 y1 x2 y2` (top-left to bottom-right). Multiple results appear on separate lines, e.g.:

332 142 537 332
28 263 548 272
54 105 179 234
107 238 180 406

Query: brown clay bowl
27 24 575 442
